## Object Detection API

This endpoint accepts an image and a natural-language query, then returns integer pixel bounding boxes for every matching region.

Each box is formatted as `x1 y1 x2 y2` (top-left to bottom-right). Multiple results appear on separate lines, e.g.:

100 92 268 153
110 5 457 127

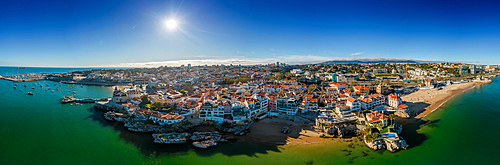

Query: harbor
61 96 110 104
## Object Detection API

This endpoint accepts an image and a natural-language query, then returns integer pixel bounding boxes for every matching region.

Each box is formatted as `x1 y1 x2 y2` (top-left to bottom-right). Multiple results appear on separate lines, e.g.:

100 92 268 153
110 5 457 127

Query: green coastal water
1 69 500 164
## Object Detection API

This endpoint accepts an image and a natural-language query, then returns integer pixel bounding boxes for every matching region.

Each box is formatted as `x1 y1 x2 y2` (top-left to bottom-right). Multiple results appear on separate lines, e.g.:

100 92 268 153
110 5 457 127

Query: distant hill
318 58 435 64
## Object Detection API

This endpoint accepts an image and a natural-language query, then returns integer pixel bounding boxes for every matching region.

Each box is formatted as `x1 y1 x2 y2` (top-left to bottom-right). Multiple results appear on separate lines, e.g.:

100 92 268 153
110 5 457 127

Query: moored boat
28 92 33 95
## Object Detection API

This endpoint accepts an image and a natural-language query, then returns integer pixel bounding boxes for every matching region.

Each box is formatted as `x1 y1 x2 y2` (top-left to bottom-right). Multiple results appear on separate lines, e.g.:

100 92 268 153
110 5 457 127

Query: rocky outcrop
395 110 410 118
190 132 227 148
124 122 165 132
364 138 408 152
364 139 386 150
193 140 217 148
281 126 291 134
153 132 190 144
384 139 409 152
393 125 403 134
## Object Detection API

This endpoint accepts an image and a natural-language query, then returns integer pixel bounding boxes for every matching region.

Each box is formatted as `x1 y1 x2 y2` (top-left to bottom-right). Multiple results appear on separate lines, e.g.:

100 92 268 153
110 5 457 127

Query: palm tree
388 114 395 126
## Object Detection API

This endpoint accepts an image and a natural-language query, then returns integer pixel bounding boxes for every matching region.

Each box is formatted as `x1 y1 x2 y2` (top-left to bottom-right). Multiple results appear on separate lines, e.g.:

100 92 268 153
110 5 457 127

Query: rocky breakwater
152 132 191 144
190 132 228 148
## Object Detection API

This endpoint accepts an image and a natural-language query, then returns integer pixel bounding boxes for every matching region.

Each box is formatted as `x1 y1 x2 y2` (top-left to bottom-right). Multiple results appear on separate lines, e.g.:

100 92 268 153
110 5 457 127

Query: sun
165 19 178 29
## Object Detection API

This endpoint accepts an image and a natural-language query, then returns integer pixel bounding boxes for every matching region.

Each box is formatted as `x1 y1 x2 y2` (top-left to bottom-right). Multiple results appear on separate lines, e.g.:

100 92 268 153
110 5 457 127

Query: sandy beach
401 82 481 119
236 118 337 145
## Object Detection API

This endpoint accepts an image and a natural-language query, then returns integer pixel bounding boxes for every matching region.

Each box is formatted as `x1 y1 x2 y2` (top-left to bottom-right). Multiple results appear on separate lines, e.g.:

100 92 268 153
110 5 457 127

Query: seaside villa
366 111 388 127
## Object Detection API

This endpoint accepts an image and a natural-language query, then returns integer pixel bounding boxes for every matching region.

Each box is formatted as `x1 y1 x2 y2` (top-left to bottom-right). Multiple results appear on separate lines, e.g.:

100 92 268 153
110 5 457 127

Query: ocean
1 67 499 165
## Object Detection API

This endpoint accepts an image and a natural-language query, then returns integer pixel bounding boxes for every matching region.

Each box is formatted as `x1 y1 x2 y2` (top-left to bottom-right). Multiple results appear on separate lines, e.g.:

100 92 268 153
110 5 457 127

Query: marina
61 96 109 104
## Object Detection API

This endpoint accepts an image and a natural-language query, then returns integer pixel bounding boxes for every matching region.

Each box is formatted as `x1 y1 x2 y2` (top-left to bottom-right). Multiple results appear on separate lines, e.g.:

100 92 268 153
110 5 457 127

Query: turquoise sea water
0 66 94 75
1 68 499 165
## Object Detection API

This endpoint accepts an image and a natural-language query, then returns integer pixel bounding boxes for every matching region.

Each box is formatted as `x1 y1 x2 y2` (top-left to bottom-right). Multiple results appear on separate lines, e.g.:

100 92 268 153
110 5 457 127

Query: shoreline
402 82 483 120
418 83 481 118
235 118 336 146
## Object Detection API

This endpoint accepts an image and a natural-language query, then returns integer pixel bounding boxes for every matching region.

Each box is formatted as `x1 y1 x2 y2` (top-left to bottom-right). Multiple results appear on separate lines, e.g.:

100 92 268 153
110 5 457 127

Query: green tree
151 101 163 110
388 114 395 126
140 95 150 105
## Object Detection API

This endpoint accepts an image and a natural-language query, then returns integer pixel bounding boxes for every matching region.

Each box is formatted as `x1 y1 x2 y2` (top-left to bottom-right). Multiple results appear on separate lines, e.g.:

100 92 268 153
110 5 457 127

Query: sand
401 82 481 119
237 118 338 145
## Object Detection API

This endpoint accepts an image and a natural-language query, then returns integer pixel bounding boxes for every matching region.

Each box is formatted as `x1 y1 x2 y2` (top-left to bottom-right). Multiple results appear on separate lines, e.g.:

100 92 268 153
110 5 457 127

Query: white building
336 105 355 118
276 97 299 115
346 97 361 112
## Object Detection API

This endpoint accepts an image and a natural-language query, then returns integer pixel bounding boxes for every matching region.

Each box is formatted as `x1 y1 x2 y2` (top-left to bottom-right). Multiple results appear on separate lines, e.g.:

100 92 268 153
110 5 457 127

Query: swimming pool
381 133 397 138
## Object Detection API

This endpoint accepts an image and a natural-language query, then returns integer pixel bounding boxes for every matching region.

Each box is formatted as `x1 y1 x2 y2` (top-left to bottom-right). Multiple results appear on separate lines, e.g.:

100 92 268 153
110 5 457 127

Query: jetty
61 96 109 104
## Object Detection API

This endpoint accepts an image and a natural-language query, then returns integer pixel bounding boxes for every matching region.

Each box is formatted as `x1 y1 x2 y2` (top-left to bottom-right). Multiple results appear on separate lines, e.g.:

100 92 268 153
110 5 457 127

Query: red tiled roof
397 104 408 109
347 97 356 102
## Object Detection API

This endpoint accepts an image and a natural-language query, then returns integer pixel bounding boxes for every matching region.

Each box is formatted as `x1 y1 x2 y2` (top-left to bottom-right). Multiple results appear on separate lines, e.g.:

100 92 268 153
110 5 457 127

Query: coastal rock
384 139 409 152
193 140 217 148
336 127 344 138
153 132 191 144
281 126 291 134
395 110 410 118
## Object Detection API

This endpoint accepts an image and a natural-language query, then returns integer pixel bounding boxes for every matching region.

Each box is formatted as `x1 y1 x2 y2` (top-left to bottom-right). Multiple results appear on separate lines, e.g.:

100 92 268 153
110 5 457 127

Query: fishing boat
73 91 76 94
32 87 35 89
28 92 33 95
24 84 27 87
14 83 17 86
13 86 16 89
20 89 22 92
52 90 54 92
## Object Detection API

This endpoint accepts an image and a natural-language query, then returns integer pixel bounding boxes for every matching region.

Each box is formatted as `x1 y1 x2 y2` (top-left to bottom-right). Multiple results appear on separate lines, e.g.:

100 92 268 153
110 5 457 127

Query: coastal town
3 62 498 152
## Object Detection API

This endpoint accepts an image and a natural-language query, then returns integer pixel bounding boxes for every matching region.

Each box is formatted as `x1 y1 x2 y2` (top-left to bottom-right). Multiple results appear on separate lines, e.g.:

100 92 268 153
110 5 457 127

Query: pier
61 96 110 104
0 75 45 82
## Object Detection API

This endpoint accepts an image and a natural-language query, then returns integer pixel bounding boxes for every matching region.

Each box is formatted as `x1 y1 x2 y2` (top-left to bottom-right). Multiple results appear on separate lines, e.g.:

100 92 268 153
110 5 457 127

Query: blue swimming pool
381 133 397 138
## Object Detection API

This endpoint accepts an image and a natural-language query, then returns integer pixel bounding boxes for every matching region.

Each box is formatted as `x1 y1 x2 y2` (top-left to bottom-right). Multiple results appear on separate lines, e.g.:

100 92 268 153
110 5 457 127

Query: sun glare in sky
166 19 178 29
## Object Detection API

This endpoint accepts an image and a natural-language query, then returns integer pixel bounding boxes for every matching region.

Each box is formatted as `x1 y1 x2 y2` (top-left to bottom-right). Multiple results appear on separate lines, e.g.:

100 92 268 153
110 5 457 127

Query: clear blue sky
1 0 500 67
